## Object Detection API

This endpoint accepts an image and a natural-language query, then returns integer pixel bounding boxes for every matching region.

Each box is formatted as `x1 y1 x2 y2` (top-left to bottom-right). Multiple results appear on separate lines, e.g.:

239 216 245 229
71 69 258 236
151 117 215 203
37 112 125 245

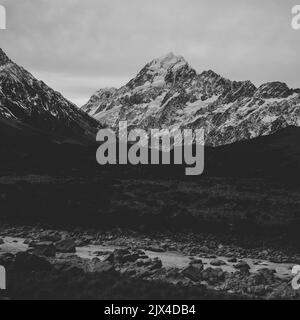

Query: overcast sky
0 0 299 106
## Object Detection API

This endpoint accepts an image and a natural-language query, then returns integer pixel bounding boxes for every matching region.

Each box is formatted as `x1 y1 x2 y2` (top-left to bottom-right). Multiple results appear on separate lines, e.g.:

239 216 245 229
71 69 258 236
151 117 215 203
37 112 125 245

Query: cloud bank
0 0 299 106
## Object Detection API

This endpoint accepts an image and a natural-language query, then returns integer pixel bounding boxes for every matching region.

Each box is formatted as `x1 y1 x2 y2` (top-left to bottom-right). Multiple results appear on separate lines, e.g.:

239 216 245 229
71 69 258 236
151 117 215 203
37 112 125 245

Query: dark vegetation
0 121 299 300
0 121 300 247
1 115 300 180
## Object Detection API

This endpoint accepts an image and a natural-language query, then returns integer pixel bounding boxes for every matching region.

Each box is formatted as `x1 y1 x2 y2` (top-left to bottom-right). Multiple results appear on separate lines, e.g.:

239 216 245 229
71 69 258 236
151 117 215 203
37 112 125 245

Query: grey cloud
0 0 299 106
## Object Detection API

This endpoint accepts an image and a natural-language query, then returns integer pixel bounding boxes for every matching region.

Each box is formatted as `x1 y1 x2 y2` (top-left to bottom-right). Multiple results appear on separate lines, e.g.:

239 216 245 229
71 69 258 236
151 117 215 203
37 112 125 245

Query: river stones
38 231 62 242
210 259 227 266
30 241 56 257
55 239 76 253
181 260 204 282
234 261 251 273
87 258 115 274
201 267 227 285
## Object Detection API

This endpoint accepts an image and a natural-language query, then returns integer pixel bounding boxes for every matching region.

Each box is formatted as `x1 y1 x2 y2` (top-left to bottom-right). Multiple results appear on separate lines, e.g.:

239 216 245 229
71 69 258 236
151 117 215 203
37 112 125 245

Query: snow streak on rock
0 48 100 145
83 53 300 146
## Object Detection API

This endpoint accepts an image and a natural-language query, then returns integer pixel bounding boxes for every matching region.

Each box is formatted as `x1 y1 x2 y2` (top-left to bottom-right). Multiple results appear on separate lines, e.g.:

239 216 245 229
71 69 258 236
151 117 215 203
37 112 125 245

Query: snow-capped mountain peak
82 52 299 147
125 52 196 90
148 52 187 71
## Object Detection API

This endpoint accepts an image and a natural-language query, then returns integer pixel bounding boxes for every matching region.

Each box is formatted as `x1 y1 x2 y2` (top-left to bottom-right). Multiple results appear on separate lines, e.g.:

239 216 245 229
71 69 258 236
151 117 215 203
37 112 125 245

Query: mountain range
0 48 299 178
82 52 300 147
0 48 100 146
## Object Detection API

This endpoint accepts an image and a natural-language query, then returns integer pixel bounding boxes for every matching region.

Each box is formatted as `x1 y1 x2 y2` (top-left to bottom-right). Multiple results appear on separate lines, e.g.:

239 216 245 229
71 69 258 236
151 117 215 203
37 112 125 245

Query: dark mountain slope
0 48 100 146
205 126 300 179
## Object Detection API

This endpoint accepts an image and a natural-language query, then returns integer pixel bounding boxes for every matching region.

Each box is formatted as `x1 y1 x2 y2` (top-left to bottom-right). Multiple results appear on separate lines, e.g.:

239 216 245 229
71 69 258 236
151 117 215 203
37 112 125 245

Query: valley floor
0 173 300 300
0 223 300 300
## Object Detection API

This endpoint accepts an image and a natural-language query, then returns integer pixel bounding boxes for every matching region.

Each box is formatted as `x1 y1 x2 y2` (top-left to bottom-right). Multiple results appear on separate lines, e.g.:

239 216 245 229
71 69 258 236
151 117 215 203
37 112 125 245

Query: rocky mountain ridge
82 52 300 146
0 48 100 145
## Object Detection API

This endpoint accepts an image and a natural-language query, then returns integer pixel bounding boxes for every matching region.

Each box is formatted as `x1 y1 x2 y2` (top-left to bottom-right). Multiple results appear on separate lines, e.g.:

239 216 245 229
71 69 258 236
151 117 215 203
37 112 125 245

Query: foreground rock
210 259 227 267
55 239 76 253
181 260 204 282
30 242 56 257
1 224 299 300
234 261 251 274
50 254 115 275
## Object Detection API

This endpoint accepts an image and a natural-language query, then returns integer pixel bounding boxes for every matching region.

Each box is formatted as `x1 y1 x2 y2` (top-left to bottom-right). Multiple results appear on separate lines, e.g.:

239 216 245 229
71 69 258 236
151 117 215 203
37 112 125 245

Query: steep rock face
82 53 300 146
0 48 100 145
82 87 118 115
254 82 295 99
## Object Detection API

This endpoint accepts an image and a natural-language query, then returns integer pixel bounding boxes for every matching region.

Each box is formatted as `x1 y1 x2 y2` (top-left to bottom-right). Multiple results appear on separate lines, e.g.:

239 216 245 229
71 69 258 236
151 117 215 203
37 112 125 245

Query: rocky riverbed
1 224 300 300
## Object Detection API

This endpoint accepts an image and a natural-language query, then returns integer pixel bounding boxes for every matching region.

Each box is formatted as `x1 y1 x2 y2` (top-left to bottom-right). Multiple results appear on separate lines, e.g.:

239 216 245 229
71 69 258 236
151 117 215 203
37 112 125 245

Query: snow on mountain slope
0 48 100 145
82 52 300 146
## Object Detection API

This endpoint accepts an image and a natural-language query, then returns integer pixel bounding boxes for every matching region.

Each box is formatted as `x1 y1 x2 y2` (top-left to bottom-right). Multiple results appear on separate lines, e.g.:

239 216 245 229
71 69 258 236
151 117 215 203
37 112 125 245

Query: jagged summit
0 48 11 65
83 52 300 147
148 52 188 70
199 69 220 79
93 87 118 97
124 52 195 90
255 82 295 99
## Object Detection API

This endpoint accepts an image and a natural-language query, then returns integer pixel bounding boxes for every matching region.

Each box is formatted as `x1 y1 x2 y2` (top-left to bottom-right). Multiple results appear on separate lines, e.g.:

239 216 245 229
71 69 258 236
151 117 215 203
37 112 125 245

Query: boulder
113 249 141 264
31 242 56 257
52 254 87 273
146 246 165 253
87 258 115 274
234 261 251 274
201 267 226 285
149 258 163 270
182 261 204 282
135 258 153 267
199 246 211 253
39 231 61 242
210 259 227 267
55 239 76 253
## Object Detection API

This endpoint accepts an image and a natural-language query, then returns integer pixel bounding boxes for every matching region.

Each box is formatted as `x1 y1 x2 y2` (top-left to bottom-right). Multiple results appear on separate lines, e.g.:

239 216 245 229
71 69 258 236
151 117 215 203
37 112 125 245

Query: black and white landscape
0 0 300 301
